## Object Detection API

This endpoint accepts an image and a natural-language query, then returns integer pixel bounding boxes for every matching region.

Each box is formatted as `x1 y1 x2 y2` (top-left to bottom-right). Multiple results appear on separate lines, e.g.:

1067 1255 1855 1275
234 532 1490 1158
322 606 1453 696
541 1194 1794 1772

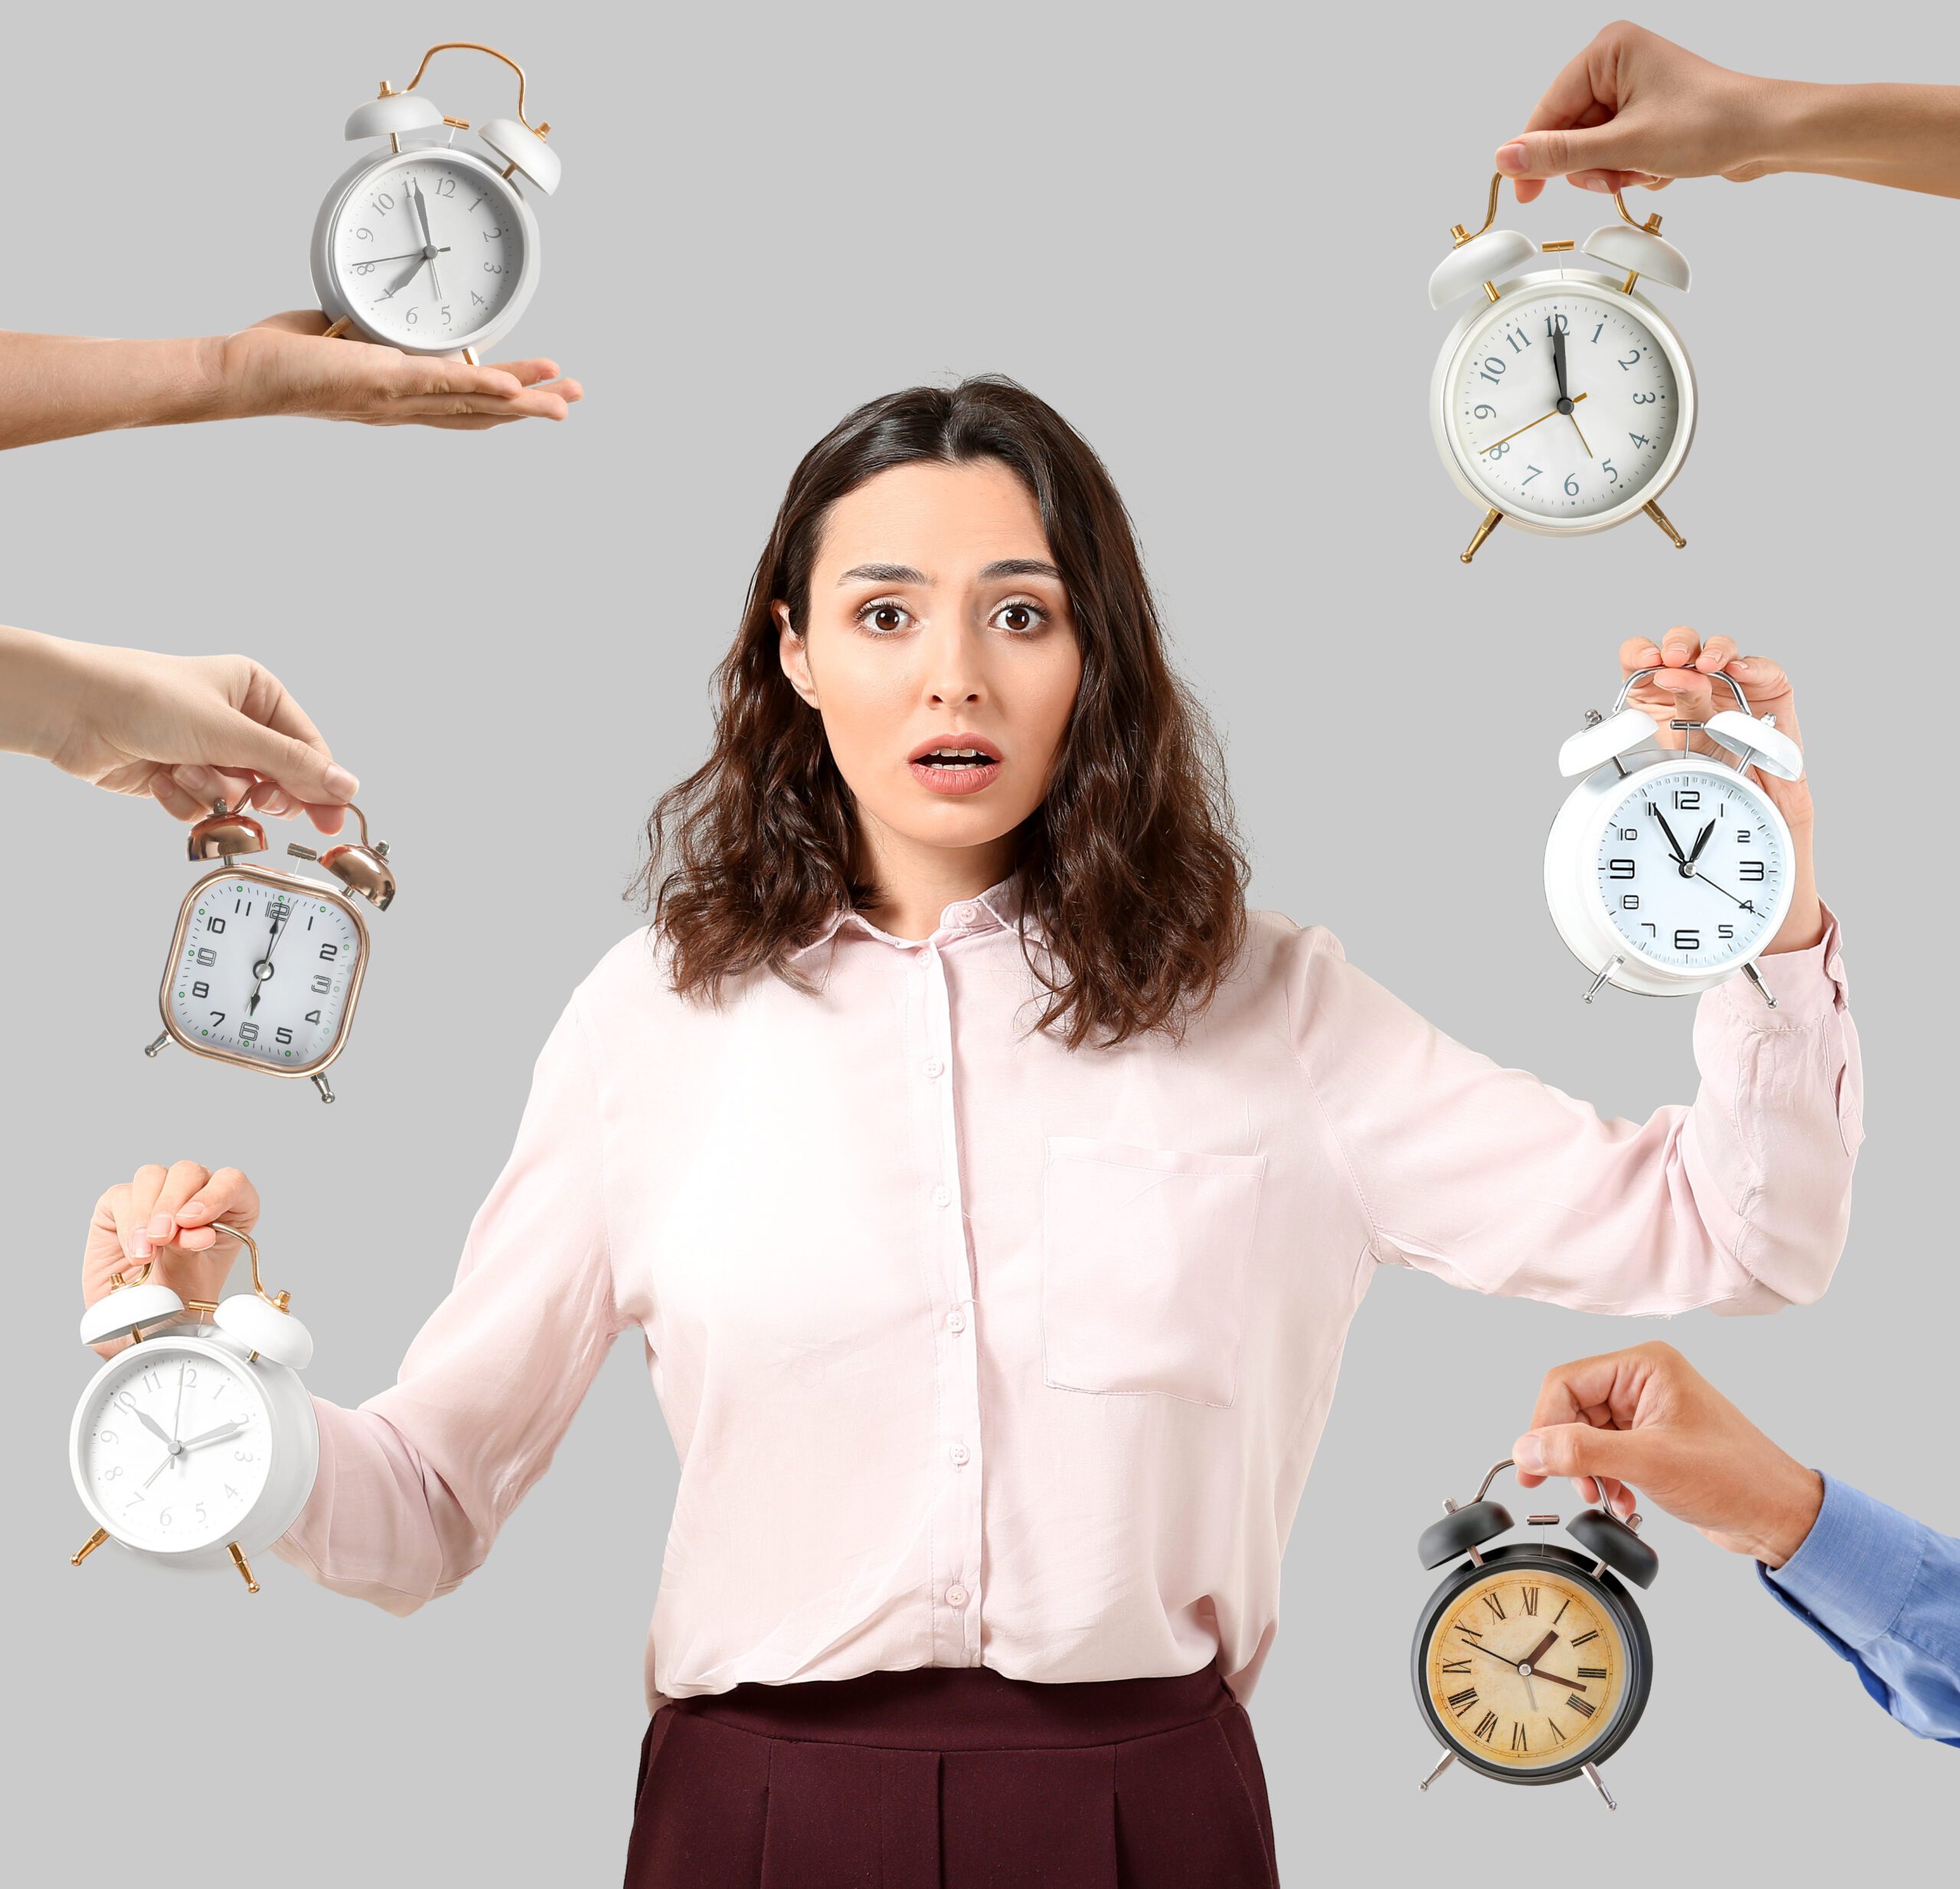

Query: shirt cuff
1706 898 1846 1029
1759 1471 1922 1649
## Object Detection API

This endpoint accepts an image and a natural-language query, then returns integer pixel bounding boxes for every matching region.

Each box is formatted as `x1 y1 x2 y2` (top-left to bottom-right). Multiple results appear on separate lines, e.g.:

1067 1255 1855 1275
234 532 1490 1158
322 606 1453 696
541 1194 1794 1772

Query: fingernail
148 1214 172 1237
1638 645 1661 663
323 763 360 799
1495 142 1528 174
129 1230 152 1260
179 1199 207 1221
1514 1433 1546 1473
174 765 216 797
1727 658 1752 673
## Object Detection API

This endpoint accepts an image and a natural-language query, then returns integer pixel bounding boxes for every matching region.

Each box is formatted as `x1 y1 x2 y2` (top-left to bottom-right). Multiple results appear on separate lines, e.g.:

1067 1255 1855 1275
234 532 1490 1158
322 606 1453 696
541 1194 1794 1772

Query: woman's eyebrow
836 563 926 586
978 558 1062 581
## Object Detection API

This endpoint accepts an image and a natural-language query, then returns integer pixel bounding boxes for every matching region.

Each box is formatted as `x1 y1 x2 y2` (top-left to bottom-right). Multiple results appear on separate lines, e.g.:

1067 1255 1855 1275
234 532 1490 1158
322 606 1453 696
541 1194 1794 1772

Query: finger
148 770 208 822
413 361 529 400
172 1168 260 1247
249 309 334 336
124 1165 171 1263
1656 626 1701 668
1618 635 1664 675
1725 654 1791 704
169 763 268 814
484 356 564 387
398 387 573 422
1694 634 1740 674
181 717 359 810
300 801 351 835
1514 1421 1659 1486
147 1161 214 1249
1496 120 1651 185
94 1184 144 1280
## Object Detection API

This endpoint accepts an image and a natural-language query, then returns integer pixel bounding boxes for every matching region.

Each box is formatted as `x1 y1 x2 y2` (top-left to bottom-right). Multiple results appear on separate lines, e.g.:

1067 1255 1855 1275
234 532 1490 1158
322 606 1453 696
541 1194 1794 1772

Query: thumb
1495 123 1653 182
1514 1423 1658 1484
188 710 359 807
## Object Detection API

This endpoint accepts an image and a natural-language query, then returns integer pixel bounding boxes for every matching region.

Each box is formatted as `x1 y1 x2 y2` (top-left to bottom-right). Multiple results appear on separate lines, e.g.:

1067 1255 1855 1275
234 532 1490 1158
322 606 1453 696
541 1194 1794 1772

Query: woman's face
778 456 1083 866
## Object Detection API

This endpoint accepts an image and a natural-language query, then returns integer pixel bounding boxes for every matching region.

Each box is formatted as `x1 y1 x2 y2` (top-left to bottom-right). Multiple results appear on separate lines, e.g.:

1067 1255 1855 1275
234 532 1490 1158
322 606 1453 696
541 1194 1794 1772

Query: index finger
1506 41 1614 201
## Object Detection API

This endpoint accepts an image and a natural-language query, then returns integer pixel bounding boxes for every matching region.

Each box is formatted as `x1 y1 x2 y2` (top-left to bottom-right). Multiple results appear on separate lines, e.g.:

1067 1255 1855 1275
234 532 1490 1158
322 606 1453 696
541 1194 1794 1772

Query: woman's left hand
1616 629 1822 954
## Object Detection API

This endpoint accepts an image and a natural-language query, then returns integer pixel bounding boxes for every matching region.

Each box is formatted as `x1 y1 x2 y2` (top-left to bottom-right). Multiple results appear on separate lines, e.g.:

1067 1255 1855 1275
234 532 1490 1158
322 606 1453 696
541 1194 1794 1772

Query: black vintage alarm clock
1413 1457 1658 1809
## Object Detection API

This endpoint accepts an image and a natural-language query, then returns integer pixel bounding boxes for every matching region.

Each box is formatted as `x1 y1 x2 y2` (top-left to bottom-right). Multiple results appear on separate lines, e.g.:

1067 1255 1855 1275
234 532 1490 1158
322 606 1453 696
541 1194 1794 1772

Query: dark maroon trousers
621 1652 1279 1888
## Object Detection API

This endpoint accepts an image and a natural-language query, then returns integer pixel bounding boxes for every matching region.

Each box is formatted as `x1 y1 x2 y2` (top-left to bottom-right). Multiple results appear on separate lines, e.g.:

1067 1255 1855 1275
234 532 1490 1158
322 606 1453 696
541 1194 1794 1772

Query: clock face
1446 285 1684 522
331 150 529 348
1595 768 1788 971
165 874 363 1073
1421 1564 1631 1773
76 1346 271 1551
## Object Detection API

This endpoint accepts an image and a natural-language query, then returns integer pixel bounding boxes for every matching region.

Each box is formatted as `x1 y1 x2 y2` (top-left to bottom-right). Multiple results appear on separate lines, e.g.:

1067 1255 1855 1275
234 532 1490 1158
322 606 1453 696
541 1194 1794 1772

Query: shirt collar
787 866 1035 959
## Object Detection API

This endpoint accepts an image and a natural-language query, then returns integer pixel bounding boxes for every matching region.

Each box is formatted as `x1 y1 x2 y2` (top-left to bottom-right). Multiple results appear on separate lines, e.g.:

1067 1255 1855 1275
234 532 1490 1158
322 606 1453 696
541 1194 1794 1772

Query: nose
921 619 985 709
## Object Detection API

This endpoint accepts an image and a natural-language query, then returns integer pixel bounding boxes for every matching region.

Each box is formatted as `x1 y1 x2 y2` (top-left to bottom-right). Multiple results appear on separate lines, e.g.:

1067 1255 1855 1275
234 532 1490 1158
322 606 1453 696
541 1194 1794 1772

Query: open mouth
913 747 997 770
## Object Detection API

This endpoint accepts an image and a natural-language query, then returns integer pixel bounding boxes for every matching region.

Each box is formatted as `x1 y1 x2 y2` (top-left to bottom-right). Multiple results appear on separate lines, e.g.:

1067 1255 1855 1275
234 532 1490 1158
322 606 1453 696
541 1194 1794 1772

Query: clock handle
401 41 549 136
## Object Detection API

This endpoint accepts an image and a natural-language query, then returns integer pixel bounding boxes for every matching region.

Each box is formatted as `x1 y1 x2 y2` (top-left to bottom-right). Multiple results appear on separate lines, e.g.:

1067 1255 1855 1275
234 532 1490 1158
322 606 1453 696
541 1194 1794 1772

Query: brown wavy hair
633 374 1250 1050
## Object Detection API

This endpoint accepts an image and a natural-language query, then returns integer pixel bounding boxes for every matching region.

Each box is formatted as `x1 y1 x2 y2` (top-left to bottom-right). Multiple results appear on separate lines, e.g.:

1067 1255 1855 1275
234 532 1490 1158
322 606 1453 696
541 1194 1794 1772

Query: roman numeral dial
1422 1566 1630 1771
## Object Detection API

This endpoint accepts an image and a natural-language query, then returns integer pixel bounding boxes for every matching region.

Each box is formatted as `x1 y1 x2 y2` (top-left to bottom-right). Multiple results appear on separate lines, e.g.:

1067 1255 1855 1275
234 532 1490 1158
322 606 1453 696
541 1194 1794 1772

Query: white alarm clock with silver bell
70 1225 318 1596
312 41 561 362
1544 667 1803 1007
1429 174 1695 565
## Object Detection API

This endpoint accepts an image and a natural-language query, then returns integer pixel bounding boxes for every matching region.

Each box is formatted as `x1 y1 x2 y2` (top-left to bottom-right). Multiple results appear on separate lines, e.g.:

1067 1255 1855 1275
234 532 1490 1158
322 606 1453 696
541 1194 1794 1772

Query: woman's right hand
83 1162 260 1361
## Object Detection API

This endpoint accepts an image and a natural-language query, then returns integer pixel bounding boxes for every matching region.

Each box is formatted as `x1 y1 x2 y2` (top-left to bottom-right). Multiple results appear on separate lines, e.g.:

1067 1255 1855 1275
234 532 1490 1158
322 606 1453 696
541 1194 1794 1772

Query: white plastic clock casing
1432 269 1697 538
157 861 371 1080
1544 752 1795 997
310 139 543 355
69 1325 319 1571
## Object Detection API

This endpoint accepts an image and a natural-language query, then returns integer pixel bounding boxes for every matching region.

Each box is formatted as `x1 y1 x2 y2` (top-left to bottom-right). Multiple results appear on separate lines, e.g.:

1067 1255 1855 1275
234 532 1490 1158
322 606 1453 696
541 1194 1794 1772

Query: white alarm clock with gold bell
1429 174 1695 564
70 1225 318 1596
1545 667 1802 1007
312 41 561 361
142 799 398 1103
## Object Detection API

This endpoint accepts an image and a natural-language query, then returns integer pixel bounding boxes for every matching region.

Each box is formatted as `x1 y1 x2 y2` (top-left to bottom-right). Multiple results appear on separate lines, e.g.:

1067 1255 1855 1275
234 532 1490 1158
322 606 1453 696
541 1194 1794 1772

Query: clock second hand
1480 392 1587 456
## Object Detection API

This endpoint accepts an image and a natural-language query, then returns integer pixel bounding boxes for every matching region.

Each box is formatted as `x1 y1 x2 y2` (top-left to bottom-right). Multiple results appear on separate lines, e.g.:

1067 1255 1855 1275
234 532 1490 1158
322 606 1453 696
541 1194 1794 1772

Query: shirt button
946 1584 969 1607
947 1309 967 1333
923 1057 944 1079
932 1184 952 1208
947 903 977 927
949 1442 969 1466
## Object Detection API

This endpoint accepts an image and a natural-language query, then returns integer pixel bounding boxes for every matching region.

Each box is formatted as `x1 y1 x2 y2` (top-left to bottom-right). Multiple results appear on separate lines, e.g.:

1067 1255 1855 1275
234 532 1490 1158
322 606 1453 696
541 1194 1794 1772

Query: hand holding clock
80 1162 260 1362
1615 629 1821 955
1 626 357 830
1511 1341 1825 1572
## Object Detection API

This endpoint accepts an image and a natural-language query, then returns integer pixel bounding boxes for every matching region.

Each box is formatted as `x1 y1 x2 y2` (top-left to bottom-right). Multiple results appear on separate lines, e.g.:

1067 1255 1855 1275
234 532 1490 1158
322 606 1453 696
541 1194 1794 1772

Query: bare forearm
1766 81 1960 198
0 332 235 450
0 624 88 759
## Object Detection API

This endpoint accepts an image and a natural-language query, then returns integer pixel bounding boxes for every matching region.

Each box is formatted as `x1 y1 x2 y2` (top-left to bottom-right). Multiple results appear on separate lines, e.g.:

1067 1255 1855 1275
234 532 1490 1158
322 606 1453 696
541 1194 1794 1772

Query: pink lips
909 757 1003 796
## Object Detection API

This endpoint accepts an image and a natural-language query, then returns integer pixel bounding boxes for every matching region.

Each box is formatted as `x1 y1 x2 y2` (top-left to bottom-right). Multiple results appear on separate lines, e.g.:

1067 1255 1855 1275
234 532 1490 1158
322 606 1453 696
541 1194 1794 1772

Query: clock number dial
168 878 361 1071
1423 1567 1629 1772
1595 773 1787 969
1450 289 1681 521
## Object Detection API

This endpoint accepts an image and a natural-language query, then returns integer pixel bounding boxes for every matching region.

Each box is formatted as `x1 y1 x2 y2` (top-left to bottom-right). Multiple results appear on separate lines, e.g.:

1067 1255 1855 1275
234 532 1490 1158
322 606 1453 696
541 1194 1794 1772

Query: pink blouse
270 871 1863 1713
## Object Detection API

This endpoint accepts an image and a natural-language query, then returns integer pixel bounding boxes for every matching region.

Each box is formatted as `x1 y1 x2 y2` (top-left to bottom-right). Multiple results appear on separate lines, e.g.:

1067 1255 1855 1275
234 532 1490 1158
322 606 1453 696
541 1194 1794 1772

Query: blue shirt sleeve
1756 1470 1960 1746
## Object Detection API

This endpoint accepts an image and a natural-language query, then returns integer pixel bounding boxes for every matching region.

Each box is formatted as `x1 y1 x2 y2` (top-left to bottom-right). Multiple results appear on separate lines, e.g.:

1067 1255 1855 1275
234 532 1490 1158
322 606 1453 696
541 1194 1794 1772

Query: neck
855 818 1018 942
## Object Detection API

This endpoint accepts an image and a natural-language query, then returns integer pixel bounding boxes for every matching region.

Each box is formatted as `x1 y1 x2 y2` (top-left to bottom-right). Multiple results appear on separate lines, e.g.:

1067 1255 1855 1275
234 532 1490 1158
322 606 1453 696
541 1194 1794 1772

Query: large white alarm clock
1544 667 1803 1006
1429 175 1694 565
70 1226 318 1595
312 41 561 361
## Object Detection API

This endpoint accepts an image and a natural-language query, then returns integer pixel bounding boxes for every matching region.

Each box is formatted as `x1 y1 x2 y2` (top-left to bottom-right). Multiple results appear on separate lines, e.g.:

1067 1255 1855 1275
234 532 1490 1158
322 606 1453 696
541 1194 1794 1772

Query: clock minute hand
247 906 289 1018
1480 392 1587 456
410 178 443 302
179 1419 249 1451
1552 325 1570 406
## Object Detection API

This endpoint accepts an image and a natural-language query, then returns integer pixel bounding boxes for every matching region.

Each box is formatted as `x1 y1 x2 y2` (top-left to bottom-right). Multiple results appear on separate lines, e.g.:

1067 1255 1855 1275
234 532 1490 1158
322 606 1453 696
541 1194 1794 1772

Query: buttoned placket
917 911 985 1665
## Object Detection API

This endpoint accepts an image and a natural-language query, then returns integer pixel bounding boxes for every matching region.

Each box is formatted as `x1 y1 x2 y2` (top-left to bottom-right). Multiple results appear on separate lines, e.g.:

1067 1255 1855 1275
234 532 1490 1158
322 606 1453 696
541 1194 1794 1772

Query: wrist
1751 1459 1825 1570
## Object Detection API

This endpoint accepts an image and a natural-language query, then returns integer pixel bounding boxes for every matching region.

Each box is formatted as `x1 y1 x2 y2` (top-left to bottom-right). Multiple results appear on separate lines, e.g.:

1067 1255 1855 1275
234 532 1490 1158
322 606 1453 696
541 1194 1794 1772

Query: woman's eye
992 600 1047 634
858 601 912 634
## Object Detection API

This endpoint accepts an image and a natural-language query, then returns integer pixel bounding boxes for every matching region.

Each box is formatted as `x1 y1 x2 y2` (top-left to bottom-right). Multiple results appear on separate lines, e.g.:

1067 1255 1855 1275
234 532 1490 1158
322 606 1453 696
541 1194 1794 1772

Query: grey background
5 1 1952 1881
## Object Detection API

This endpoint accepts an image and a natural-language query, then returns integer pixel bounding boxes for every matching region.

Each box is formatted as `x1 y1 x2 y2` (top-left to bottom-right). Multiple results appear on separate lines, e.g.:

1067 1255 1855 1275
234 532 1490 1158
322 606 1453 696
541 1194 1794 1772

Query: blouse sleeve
267 989 627 1613
1285 903 1863 1315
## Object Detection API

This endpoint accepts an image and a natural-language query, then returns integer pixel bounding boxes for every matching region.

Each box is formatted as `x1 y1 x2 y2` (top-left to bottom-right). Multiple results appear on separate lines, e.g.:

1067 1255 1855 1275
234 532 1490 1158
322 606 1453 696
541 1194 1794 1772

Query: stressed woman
77 378 1862 1887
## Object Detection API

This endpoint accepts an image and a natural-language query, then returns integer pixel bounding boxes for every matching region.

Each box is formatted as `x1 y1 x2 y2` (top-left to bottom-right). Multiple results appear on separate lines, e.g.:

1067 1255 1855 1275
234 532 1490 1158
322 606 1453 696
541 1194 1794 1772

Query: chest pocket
1040 1136 1268 1408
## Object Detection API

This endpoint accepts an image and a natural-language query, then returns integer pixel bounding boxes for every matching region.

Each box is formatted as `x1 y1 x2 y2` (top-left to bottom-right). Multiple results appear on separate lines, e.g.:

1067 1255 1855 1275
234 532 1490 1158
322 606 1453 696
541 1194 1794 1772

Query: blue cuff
1759 1471 1922 1648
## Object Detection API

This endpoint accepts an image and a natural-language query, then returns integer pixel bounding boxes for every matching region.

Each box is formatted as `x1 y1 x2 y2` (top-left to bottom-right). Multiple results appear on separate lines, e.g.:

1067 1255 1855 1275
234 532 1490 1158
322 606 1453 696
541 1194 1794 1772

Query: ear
775 600 818 709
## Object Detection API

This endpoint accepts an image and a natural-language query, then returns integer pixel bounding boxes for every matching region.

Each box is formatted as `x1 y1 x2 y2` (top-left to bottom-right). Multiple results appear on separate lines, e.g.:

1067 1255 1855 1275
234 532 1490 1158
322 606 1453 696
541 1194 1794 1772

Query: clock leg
1741 960 1778 1008
142 1032 171 1059
70 1527 109 1567
1642 498 1686 548
1583 956 1624 1004
1416 1750 1455 1793
1581 1760 1618 1810
462 347 480 366
227 1543 261 1594
321 317 353 342
312 1072 337 1104
1460 508 1503 564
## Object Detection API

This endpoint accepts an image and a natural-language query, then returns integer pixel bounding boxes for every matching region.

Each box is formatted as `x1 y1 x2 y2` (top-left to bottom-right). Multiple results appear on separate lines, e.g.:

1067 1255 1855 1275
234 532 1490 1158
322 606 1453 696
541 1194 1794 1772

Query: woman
80 377 1862 1887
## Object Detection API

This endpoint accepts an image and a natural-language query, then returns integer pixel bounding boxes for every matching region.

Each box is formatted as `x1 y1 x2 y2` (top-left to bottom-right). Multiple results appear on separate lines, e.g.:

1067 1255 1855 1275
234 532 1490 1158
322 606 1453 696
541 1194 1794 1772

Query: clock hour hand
410 178 443 303
1521 1629 1560 1671
1552 325 1571 407
1687 819 1717 864
136 1409 175 1449
247 906 289 1018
